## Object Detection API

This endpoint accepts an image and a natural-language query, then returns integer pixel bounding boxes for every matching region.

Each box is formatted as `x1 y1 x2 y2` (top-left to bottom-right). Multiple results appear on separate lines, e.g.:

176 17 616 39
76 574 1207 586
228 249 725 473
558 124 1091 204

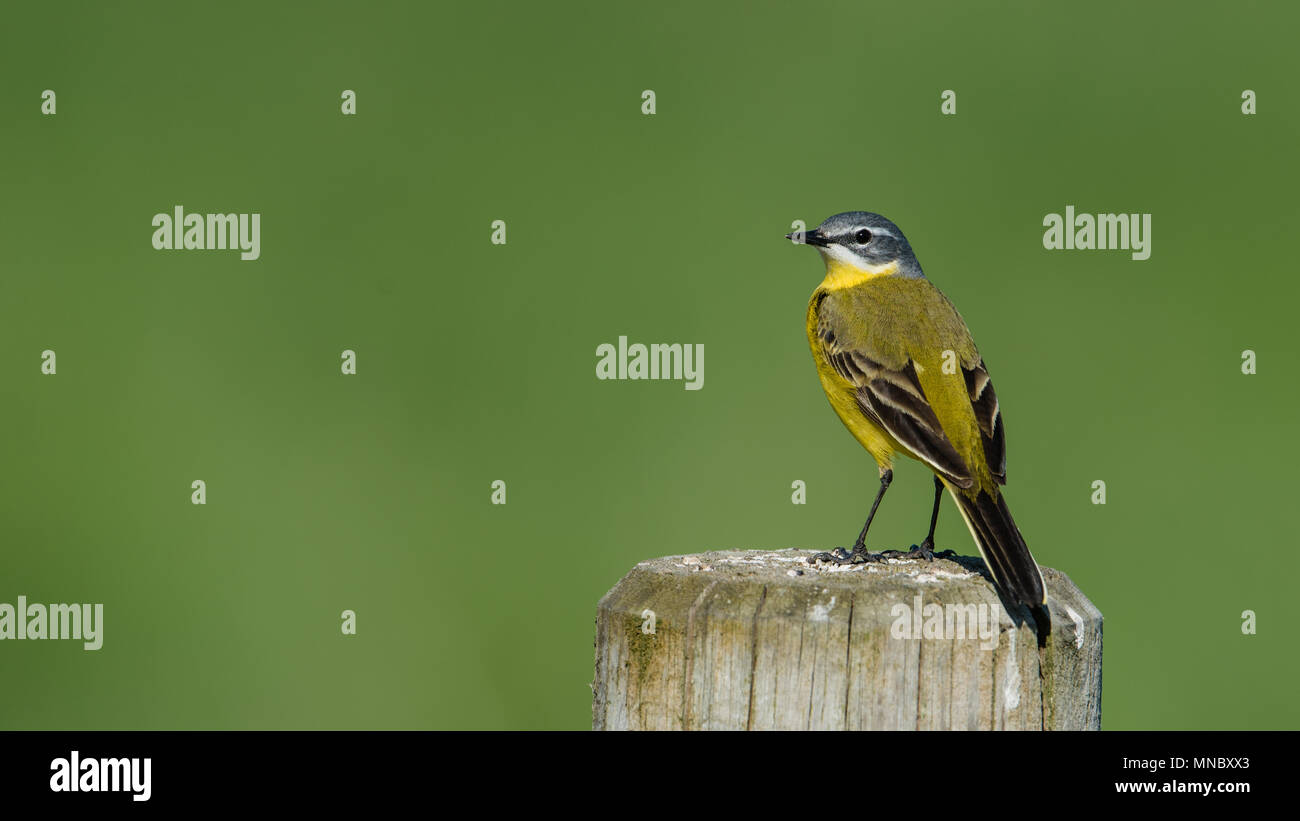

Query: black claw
808 546 882 566
878 541 940 561
849 546 883 564
810 543 958 567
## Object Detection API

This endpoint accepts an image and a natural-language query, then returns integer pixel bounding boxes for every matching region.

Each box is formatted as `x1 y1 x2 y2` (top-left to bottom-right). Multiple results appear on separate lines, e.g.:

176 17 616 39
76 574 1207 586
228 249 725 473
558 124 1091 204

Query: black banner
0 730 1282 808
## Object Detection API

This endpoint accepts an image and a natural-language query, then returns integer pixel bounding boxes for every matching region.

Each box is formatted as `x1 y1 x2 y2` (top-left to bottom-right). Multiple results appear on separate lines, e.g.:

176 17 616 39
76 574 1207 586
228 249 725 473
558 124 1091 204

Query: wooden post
592 549 1101 730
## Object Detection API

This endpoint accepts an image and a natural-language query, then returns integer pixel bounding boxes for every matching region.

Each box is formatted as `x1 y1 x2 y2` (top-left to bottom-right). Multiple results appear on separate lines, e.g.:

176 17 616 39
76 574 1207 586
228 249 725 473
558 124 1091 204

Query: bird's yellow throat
819 257 899 290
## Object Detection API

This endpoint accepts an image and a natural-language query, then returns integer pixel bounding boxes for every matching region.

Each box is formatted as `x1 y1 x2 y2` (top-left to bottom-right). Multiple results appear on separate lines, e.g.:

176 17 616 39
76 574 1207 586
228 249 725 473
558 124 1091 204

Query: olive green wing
817 279 1013 489
815 288 976 489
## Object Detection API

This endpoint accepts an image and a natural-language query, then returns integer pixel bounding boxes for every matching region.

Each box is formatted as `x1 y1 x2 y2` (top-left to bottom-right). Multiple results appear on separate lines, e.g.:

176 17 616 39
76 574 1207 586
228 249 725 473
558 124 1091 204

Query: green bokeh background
1 1 1295 729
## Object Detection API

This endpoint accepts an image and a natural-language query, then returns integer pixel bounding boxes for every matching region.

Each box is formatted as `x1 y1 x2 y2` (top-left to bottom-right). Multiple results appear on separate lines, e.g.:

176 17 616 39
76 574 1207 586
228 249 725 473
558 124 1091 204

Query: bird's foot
807 546 883 566
878 540 957 562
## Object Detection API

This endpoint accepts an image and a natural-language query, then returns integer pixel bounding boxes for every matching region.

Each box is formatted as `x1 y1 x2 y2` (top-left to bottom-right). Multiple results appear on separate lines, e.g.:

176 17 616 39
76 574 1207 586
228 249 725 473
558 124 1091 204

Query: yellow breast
806 269 907 469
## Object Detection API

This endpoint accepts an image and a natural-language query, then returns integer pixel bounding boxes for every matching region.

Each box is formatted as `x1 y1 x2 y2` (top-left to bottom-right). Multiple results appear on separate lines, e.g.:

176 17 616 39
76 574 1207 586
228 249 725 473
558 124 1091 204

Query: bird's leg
810 469 892 565
914 475 944 559
880 475 957 561
849 467 893 555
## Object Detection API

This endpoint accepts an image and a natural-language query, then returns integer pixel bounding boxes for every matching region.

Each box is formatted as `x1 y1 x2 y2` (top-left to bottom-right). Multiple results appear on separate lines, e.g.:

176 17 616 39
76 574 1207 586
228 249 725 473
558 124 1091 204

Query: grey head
785 211 924 277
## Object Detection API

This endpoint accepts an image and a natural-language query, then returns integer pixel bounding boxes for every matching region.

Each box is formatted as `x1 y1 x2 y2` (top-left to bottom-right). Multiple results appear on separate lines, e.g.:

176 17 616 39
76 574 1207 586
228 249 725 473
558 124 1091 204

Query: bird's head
786 211 923 279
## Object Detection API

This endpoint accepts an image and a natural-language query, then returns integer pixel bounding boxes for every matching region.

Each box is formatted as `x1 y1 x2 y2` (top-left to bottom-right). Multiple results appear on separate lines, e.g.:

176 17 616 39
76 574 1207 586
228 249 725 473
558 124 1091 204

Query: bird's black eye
855 229 872 244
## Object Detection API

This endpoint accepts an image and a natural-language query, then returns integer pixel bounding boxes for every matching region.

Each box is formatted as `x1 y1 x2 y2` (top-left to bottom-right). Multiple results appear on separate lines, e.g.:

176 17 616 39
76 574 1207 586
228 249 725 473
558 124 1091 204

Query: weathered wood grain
593 550 1102 730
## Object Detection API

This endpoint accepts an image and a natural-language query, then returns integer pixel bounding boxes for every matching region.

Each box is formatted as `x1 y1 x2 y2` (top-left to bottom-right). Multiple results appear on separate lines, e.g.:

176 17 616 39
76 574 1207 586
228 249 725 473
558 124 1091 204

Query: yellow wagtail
788 211 1045 607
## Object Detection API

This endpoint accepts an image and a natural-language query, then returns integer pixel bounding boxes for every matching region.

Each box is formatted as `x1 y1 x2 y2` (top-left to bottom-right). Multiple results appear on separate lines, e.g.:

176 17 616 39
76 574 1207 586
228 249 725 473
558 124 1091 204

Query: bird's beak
786 227 829 247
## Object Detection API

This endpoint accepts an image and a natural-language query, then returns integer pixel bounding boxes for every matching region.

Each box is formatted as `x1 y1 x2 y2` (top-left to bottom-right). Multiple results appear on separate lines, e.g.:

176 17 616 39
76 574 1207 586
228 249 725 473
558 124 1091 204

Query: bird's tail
949 488 1045 607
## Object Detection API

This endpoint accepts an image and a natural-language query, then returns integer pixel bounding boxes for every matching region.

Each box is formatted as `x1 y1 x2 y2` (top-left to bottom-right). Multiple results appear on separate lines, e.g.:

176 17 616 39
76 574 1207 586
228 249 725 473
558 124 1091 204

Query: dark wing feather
818 315 975 489
963 359 1006 484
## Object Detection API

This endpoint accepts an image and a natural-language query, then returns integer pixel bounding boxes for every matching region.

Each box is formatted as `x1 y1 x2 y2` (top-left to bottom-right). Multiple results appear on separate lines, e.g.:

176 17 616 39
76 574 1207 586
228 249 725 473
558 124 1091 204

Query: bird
788 211 1045 608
